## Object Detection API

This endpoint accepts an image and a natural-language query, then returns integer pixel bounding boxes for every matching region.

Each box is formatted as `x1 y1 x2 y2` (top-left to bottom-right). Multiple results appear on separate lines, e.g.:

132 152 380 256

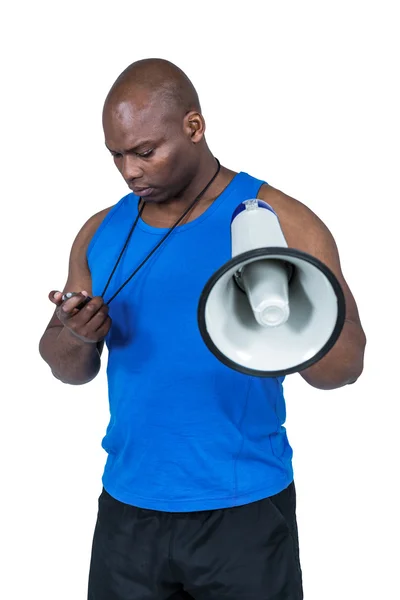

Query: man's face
103 94 197 203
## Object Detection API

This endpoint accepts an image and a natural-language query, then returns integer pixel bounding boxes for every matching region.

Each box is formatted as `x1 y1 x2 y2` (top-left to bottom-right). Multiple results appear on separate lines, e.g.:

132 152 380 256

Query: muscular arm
258 185 367 390
39 207 112 385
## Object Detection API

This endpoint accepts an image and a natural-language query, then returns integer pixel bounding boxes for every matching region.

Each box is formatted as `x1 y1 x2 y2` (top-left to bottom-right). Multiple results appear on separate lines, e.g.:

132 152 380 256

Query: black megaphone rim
197 247 346 378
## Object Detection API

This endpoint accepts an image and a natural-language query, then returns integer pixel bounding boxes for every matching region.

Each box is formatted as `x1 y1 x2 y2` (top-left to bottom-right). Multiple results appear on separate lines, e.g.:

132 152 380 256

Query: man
39 58 366 600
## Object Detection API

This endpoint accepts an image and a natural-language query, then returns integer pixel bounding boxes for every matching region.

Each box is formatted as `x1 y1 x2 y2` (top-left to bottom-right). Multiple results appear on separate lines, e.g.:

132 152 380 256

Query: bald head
102 59 211 204
103 58 201 120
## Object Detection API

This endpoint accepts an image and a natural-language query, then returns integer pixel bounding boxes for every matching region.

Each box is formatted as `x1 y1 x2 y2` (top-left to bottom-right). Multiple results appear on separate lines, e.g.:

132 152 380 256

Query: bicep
259 186 363 327
45 232 93 330
43 205 114 354
288 214 361 325
44 226 105 355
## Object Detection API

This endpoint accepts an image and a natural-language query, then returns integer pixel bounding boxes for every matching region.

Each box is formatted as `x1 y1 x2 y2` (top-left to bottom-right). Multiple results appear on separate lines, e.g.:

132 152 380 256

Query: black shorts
87 481 303 599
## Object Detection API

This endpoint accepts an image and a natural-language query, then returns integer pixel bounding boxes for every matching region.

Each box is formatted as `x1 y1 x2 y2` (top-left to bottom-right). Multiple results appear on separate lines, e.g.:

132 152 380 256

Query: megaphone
197 199 346 377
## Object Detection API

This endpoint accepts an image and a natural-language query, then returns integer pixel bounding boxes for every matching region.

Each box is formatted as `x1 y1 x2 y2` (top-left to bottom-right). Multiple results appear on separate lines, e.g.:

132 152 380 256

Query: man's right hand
49 291 112 344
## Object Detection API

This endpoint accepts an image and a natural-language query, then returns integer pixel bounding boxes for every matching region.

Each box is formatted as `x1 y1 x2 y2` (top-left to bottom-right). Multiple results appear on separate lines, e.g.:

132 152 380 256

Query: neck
142 153 227 227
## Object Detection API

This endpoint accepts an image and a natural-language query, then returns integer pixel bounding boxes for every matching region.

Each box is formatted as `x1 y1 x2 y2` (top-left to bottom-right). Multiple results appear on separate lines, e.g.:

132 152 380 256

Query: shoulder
257 183 337 256
71 205 115 259
256 183 364 325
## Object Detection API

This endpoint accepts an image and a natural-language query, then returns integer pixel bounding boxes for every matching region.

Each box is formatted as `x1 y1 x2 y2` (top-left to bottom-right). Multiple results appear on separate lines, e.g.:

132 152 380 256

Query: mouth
129 185 154 197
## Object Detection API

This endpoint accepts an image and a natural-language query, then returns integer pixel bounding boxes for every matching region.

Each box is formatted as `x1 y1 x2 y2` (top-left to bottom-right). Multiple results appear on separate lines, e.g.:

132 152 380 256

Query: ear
184 111 206 143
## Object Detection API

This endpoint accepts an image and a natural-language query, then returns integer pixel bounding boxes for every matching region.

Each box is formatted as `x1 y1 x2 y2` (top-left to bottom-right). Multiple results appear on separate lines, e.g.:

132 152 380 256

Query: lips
129 185 154 197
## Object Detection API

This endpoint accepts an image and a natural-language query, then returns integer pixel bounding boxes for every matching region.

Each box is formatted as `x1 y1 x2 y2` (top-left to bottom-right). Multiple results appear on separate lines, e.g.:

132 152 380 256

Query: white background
1 1 399 598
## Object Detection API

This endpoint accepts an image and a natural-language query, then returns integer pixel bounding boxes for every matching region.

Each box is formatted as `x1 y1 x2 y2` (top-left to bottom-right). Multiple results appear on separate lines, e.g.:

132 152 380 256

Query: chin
144 191 171 204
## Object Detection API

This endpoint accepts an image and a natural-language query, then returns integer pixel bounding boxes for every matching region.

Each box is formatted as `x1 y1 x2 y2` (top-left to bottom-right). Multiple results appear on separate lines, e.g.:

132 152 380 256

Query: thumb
49 290 63 305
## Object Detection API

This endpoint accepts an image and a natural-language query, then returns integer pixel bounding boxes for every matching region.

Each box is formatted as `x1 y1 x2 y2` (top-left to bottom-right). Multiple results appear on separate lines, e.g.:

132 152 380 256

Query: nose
121 155 144 182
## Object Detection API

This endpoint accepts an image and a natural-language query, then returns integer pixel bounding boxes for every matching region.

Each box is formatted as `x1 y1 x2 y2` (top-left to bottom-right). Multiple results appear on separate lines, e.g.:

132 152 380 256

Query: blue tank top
87 171 294 512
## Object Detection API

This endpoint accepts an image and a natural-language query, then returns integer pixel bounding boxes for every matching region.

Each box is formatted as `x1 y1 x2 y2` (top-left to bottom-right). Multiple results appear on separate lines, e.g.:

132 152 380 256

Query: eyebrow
105 140 155 153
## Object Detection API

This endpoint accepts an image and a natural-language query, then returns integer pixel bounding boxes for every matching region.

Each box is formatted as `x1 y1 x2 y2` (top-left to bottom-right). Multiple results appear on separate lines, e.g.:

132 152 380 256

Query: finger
81 305 109 331
70 308 110 341
66 296 107 326
61 292 92 314
95 316 112 337
75 296 92 310
49 291 63 305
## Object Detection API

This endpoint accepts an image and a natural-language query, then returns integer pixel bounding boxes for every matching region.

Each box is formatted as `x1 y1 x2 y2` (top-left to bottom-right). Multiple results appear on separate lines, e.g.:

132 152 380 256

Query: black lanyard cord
100 203 144 302
102 158 221 305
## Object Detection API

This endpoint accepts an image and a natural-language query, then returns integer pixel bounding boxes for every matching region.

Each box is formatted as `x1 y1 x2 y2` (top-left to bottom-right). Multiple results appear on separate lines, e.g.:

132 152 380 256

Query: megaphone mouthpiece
240 259 290 328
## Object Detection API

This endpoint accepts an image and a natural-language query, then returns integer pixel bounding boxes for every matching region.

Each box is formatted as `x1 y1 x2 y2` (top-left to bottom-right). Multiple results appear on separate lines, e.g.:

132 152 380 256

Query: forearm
299 320 366 390
39 326 102 385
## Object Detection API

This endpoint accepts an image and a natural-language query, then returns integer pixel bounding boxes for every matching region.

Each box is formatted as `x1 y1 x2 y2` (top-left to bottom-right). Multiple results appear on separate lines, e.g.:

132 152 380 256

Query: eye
111 151 122 159
137 149 154 158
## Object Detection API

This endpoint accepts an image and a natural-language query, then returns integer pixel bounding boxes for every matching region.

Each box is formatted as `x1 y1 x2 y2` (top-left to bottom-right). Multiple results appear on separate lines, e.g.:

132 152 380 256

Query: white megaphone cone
197 199 346 377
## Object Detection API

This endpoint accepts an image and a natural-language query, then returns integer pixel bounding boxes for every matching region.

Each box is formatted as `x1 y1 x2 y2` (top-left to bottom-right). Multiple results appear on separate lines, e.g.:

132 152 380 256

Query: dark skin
258 185 366 389
39 58 366 389
103 78 236 226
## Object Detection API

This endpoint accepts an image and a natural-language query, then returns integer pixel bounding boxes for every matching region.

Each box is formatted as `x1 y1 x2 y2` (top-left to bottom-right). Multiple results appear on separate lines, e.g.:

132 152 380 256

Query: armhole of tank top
86 194 132 263
255 179 268 197
236 172 268 200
